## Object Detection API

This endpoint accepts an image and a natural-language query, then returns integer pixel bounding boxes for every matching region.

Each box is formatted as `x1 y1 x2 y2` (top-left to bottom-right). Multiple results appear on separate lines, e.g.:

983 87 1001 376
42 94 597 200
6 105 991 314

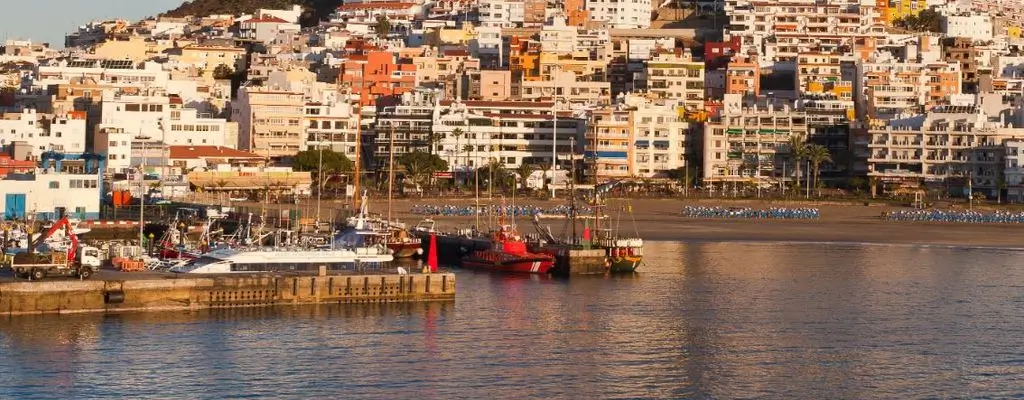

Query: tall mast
570 136 576 243
353 102 362 211
387 122 395 225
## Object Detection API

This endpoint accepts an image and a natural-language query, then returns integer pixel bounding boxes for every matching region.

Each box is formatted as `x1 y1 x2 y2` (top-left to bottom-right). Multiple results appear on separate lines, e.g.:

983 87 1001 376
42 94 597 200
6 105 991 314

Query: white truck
5 245 101 280
3 217 102 280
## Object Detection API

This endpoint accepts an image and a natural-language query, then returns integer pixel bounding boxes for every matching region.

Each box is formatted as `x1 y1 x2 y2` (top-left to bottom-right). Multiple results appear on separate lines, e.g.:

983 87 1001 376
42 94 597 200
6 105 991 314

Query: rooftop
169 146 265 160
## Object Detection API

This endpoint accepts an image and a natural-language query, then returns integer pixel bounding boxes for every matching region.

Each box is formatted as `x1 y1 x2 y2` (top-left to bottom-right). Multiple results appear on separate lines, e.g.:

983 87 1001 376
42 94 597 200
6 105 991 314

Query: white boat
169 246 394 274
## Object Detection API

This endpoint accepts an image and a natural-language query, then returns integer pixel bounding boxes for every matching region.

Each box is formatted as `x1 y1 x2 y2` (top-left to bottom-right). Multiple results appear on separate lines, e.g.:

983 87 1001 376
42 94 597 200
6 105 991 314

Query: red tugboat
462 225 554 274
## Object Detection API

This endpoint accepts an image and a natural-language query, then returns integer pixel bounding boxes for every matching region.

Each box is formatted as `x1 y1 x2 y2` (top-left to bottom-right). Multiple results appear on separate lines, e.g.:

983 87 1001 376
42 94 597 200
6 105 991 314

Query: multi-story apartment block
585 105 632 180
856 59 963 121
1004 140 1024 202
725 55 761 97
628 96 696 178
703 94 811 188
305 100 361 161
942 37 981 93
373 89 440 170
339 50 417 107
584 0 653 29
100 90 234 148
882 0 927 24
866 103 1024 196
433 99 583 174
942 13 994 41
232 87 306 159
520 69 611 105
93 125 136 173
0 109 88 155
478 0 526 28
726 1 887 63
646 51 705 111
34 59 170 90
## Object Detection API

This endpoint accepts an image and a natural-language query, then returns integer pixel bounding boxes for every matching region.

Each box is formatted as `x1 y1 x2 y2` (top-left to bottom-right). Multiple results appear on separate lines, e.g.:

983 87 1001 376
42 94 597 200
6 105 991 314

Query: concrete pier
0 272 455 316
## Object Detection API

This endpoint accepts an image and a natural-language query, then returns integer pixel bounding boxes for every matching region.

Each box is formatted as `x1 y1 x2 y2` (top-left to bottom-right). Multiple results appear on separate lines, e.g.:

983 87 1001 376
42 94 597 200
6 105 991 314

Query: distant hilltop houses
4 0 1024 219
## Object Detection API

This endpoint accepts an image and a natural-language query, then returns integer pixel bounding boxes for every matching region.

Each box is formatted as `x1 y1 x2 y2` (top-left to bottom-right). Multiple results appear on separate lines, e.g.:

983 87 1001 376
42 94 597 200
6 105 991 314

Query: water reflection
2 241 1024 398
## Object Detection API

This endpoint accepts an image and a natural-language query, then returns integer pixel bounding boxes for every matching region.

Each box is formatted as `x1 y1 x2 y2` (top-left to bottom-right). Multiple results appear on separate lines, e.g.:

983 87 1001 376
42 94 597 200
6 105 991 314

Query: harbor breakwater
0 272 456 316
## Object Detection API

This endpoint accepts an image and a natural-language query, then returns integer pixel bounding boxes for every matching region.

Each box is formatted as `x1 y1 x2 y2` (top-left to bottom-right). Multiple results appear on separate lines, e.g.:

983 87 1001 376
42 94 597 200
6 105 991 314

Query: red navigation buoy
428 233 439 273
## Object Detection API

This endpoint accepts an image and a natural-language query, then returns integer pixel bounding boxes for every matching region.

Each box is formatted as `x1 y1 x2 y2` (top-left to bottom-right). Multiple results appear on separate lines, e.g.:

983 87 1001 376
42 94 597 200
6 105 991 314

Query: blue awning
653 140 670 146
595 151 627 159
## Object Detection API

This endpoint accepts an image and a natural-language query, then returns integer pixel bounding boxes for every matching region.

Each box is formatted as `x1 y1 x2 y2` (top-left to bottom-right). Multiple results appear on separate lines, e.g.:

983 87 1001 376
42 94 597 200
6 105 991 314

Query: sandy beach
216 196 1024 249
389 197 1024 249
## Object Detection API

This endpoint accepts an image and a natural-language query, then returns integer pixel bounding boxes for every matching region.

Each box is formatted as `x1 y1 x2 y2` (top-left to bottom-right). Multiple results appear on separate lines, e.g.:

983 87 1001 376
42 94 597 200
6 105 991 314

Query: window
48 181 60 189
126 104 141 112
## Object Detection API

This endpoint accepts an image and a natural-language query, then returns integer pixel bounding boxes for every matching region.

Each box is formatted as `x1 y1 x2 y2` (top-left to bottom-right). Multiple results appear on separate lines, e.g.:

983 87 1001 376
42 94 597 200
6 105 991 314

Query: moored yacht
169 245 394 274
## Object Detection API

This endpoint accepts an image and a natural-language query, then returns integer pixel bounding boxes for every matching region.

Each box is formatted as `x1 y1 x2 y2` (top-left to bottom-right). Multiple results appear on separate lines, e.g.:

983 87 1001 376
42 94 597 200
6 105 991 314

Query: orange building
340 50 417 107
508 36 542 81
724 55 760 97
564 0 591 27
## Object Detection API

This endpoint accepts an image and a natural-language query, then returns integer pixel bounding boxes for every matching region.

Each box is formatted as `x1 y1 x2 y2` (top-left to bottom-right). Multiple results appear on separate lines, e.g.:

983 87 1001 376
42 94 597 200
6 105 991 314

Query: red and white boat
461 225 554 274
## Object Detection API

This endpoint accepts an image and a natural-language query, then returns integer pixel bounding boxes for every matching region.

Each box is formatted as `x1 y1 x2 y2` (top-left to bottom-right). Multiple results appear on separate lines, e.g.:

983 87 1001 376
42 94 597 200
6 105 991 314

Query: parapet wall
0 273 456 316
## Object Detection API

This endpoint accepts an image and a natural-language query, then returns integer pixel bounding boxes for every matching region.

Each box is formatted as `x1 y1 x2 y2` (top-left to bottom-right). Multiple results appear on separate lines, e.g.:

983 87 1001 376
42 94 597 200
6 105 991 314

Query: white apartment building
867 105 1024 196
232 87 306 159
585 0 653 29
93 126 136 173
1005 140 1024 202
166 107 237 148
478 0 526 28
646 51 706 111
34 59 170 91
856 59 963 121
520 70 612 105
305 100 360 161
703 94 810 188
627 96 695 178
942 14 994 41
473 26 504 68
433 100 584 174
725 1 887 62
0 109 87 155
99 90 234 148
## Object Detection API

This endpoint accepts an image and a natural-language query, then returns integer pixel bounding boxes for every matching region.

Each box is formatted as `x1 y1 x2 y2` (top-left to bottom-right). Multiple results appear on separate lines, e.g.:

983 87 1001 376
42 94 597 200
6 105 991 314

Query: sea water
1 241 1023 398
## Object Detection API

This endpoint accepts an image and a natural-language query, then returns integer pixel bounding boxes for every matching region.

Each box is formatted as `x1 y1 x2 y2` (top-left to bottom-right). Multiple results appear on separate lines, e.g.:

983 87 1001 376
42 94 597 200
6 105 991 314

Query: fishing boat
346 192 421 258
461 225 554 274
590 182 643 273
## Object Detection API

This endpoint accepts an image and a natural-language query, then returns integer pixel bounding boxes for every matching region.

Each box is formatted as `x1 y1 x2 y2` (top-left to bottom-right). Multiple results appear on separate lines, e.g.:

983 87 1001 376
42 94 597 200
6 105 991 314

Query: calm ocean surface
2 241 1024 399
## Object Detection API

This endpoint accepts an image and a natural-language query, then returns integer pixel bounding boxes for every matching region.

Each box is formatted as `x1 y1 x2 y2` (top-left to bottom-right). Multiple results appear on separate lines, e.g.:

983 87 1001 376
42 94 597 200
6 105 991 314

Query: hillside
162 0 344 26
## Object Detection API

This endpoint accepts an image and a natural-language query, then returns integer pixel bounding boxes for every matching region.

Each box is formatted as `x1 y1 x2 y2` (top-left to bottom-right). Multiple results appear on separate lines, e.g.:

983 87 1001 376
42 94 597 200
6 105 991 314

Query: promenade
205 195 1024 249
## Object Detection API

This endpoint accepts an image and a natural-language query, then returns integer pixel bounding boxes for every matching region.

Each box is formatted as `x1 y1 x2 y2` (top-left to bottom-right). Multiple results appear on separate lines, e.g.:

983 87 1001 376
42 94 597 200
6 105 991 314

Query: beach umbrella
427 233 439 273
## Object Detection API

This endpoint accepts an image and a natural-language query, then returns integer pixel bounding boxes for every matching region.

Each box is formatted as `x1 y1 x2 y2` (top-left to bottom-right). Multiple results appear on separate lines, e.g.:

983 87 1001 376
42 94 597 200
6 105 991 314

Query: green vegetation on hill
163 0 344 26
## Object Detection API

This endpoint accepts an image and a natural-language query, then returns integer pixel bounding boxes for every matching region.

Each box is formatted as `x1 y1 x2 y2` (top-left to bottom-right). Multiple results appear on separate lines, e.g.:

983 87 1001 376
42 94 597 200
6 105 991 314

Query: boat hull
461 255 554 274
608 255 642 273
388 242 421 258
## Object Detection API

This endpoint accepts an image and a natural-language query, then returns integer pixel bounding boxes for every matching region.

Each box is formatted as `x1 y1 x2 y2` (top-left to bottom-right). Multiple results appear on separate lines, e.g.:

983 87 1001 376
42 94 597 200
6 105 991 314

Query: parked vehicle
3 217 101 280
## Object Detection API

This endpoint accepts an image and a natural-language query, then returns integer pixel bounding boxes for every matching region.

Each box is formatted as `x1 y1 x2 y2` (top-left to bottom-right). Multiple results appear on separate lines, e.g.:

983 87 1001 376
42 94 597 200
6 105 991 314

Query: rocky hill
163 0 344 26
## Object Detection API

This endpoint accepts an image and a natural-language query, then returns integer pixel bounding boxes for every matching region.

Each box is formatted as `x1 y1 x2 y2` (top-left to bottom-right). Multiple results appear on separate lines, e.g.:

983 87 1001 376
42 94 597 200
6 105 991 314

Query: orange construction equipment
33 216 79 268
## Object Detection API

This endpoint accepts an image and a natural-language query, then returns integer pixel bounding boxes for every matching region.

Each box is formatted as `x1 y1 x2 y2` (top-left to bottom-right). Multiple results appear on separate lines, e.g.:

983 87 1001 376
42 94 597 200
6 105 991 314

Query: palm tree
807 144 832 195
515 163 537 192
786 134 809 192
374 15 391 39
539 163 552 195
450 128 464 184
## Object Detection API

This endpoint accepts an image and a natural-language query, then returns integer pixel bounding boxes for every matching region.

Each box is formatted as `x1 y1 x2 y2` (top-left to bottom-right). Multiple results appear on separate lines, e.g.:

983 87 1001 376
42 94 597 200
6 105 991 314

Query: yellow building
884 0 927 24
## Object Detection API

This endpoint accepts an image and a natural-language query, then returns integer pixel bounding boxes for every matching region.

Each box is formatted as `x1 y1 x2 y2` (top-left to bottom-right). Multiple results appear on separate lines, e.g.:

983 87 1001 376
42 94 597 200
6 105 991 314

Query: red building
340 49 416 107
